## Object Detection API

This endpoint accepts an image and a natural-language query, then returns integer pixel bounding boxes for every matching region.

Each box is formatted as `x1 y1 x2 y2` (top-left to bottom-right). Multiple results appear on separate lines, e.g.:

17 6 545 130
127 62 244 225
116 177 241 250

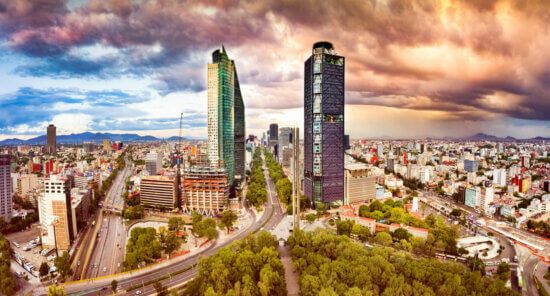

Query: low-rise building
140 175 177 210
344 163 376 205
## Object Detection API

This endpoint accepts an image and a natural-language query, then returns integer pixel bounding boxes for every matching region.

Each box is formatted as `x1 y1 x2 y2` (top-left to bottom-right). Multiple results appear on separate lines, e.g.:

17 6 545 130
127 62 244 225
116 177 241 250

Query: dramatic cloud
0 0 549 138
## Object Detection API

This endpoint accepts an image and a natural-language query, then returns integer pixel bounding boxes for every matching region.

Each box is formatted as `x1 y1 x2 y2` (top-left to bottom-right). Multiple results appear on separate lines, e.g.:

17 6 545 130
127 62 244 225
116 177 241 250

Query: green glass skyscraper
207 46 245 188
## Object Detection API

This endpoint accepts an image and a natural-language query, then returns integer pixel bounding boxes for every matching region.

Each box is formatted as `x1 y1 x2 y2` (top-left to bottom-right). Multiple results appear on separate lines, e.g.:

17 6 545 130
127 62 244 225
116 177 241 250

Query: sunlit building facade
207 46 244 188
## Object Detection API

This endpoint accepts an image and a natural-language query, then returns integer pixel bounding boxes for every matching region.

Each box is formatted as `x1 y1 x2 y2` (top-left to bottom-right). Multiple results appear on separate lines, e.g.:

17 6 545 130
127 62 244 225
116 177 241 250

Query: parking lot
6 224 56 278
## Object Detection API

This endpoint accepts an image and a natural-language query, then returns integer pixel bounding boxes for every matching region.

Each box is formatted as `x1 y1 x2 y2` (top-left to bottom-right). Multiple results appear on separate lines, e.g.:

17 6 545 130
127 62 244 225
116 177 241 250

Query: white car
136 290 142 295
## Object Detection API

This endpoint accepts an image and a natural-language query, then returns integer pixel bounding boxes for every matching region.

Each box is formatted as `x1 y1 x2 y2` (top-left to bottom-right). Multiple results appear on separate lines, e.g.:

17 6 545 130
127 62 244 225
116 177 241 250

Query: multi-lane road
71 159 132 280
61 150 285 295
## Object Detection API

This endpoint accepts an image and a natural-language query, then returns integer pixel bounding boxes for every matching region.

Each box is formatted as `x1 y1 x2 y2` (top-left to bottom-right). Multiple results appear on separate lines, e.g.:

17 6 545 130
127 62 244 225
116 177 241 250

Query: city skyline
1 0 550 141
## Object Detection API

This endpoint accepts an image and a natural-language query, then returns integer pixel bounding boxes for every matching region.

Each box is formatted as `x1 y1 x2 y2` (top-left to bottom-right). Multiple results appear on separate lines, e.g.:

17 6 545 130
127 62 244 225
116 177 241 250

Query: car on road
136 290 142 295
103 267 107 272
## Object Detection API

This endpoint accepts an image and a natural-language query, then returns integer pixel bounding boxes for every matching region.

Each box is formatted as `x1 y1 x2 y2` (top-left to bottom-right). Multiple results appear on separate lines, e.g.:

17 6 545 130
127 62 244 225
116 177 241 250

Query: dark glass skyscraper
233 62 245 182
304 41 345 207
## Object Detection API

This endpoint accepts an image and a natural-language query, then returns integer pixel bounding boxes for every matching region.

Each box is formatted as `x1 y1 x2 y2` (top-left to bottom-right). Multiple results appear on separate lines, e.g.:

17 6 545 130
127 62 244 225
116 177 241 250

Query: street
75 159 132 280
59 150 285 295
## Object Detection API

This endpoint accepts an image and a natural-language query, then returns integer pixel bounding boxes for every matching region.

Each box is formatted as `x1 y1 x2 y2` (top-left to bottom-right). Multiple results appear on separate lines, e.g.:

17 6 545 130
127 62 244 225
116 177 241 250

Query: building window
313 143 321 153
324 114 343 123
313 122 321 133
313 94 321 113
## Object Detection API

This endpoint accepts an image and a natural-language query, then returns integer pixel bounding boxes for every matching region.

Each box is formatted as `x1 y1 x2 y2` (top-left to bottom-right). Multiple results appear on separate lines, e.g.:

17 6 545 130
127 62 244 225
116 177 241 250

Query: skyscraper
46 124 56 154
233 64 245 183
304 41 345 208
0 155 13 221
207 46 244 188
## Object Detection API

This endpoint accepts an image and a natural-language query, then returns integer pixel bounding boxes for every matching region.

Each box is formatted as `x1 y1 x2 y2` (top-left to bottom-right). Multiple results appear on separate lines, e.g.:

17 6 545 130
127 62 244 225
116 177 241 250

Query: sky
0 0 549 140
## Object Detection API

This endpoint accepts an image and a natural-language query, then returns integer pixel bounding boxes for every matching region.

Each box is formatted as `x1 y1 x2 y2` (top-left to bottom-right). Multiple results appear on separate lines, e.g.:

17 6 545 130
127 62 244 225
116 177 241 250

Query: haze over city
1 0 549 140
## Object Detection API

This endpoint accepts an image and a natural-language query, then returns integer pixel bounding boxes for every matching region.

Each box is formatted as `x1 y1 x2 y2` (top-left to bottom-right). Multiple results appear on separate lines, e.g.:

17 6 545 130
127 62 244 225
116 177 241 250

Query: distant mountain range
458 133 550 141
362 133 550 141
1 132 548 146
0 132 204 146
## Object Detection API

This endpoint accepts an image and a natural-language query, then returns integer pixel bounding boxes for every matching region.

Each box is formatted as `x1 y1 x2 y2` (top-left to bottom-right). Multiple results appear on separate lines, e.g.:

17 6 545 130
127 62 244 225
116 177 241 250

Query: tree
351 224 370 242
219 210 238 233
184 231 285 296
336 220 354 236
111 280 118 294
162 231 181 256
54 251 72 280
47 285 66 296
305 213 316 223
193 216 218 240
392 228 412 241
168 217 184 232
374 232 393 246
39 262 50 277
123 205 144 220
496 262 511 281
154 282 168 296
124 227 162 269
450 209 462 217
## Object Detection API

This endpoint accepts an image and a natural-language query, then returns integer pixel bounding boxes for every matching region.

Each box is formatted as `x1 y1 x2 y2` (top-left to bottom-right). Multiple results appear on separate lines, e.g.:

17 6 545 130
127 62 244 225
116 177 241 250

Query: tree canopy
183 231 286 296
246 149 268 208
288 230 517 296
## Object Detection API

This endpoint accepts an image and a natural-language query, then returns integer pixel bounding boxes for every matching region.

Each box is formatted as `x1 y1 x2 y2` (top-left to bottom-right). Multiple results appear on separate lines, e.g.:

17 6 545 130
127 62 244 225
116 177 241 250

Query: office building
234 65 245 184
39 175 74 252
465 187 481 209
46 124 56 154
183 166 229 215
344 163 376 205
208 46 242 187
145 150 163 175
70 188 91 234
140 175 178 209
269 123 279 147
481 186 494 213
492 168 507 187
464 159 479 173
16 174 38 199
103 139 111 153
279 127 292 148
0 155 13 221
83 142 95 153
304 41 345 207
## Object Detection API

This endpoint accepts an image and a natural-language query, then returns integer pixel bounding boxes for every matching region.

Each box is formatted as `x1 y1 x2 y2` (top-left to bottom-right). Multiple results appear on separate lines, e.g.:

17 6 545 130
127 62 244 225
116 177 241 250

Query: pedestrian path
278 245 299 296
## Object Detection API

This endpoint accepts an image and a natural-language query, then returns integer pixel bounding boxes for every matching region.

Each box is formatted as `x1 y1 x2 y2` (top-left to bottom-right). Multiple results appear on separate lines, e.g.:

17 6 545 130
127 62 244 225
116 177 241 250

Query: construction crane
175 112 183 209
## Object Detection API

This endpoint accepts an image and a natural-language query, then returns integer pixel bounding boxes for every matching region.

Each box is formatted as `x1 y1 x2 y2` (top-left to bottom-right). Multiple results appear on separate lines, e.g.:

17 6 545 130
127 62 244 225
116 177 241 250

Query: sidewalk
278 245 299 296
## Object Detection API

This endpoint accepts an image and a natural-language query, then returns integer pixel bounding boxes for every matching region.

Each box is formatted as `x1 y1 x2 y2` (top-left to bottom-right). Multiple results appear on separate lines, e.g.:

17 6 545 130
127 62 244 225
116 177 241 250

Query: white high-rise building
38 175 73 251
482 186 494 213
492 168 507 187
0 155 13 221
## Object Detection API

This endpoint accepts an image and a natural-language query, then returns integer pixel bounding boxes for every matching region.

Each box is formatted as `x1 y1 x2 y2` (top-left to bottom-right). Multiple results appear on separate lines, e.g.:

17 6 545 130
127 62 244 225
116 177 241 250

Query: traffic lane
86 215 111 278
523 256 540 296
66 161 271 294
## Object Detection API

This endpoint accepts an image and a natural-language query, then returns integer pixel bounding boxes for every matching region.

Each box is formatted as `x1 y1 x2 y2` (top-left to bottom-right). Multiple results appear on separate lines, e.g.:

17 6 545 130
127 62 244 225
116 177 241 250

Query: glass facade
233 62 245 182
304 41 345 208
207 47 245 187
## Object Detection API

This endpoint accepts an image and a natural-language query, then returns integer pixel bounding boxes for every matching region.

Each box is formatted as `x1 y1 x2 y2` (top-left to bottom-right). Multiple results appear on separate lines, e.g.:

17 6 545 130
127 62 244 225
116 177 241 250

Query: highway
63 149 285 295
72 159 132 280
